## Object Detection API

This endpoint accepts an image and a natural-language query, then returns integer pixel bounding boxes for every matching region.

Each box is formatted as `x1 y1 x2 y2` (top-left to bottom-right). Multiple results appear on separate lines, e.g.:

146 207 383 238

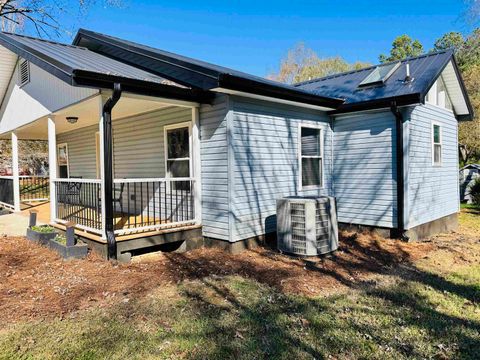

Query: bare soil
0 228 447 326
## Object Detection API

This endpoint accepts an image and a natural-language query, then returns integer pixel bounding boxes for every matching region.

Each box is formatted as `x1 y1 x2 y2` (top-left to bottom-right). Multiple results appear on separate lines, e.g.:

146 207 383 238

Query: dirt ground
0 211 478 326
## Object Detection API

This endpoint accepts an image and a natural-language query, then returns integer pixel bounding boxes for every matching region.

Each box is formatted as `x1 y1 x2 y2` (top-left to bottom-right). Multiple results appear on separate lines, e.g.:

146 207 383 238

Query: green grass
460 203 480 210
2 211 479 359
0 266 479 360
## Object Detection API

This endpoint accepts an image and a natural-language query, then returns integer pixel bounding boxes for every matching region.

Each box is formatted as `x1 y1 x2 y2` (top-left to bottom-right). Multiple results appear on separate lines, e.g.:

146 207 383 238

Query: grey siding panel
406 104 459 228
113 106 191 179
333 111 397 228
57 125 97 179
200 94 230 240
231 97 333 242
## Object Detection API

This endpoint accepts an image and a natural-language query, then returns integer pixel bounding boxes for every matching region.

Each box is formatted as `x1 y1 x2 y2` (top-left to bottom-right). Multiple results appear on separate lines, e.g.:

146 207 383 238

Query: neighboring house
460 164 480 202
0 29 474 260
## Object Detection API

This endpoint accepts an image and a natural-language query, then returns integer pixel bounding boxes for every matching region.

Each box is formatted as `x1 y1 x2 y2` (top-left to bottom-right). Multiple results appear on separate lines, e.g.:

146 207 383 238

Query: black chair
63 176 83 206
97 181 125 214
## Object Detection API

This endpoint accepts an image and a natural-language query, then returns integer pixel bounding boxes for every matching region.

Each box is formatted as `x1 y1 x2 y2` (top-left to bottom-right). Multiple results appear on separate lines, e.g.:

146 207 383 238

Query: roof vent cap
403 63 414 84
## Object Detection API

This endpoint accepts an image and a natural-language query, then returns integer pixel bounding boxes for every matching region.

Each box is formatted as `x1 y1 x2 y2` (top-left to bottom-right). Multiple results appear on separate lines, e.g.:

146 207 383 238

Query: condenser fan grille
290 203 307 255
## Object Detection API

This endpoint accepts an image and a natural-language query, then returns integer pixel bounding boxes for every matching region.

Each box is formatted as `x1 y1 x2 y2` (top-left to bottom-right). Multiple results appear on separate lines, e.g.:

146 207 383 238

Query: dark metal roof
296 50 474 119
0 32 212 103
73 28 344 109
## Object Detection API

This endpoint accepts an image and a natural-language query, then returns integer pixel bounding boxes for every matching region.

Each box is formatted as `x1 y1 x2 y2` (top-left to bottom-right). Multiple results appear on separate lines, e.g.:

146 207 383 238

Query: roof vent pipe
404 63 413 83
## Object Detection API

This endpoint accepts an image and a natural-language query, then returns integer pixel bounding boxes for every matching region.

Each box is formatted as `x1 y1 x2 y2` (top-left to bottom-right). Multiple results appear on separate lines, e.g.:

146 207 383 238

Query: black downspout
390 101 407 239
103 83 122 259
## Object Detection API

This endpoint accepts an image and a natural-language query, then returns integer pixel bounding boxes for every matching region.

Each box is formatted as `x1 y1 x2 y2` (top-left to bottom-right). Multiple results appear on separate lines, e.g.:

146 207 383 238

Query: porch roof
0 32 212 104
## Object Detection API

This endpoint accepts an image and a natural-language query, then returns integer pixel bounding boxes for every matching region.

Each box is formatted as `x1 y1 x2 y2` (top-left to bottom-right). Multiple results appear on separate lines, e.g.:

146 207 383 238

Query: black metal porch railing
113 178 195 234
0 176 14 208
54 179 102 233
20 176 49 202
52 178 196 235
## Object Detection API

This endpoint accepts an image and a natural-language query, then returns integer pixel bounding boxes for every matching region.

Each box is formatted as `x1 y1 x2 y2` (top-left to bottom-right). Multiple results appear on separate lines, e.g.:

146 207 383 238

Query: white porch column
192 107 202 224
11 132 20 212
98 96 106 239
47 117 57 222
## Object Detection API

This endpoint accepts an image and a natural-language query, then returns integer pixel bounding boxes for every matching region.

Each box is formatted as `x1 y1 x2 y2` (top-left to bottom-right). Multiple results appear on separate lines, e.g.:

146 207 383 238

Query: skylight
358 62 401 87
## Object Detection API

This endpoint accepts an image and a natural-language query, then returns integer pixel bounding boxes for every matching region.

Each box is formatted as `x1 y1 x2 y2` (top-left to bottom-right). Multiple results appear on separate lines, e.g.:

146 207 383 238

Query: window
299 126 323 189
165 123 191 190
358 62 400 87
432 122 442 166
18 60 30 87
426 77 453 111
57 143 69 178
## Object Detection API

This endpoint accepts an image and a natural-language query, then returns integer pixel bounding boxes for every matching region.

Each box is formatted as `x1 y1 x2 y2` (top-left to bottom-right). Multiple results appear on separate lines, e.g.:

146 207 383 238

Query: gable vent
19 60 30 87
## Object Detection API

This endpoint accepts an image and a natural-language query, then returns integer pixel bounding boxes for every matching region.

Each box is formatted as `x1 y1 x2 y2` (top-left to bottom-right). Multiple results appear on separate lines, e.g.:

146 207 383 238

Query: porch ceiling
1 93 187 140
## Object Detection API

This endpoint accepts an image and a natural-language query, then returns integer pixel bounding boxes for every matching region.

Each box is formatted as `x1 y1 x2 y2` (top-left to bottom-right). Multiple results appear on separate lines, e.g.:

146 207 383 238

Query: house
0 29 473 260
460 164 480 202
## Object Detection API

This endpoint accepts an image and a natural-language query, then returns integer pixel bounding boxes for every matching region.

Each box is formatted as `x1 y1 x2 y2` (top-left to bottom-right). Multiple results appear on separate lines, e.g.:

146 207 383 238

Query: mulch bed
0 231 436 325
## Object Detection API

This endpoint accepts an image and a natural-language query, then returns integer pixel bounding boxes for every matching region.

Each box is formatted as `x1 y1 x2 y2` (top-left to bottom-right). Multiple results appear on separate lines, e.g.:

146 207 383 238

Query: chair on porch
62 176 83 206
97 181 125 217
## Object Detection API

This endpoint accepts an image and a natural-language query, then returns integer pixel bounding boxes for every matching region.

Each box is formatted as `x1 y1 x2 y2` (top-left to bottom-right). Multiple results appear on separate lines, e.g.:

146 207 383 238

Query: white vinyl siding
57 125 97 179
0 61 97 135
230 97 333 241
405 103 459 228
199 94 230 240
333 111 397 228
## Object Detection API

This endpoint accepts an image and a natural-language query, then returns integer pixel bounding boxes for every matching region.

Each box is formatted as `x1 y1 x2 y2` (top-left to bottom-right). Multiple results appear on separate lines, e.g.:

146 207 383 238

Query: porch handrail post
192 107 202 224
47 117 57 222
11 131 20 212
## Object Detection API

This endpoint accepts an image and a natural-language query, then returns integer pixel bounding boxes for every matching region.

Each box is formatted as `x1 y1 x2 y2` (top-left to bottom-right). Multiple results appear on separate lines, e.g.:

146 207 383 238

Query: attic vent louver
358 62 400 88
19 60 30 87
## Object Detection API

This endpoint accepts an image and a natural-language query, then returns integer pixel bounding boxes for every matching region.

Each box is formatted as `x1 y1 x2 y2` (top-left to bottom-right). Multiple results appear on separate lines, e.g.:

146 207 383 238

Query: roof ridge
294 49 453 87
0 31 88 50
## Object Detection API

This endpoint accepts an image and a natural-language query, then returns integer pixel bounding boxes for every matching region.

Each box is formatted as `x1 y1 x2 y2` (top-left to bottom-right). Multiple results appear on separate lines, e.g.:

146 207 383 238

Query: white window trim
298 123 325 191
163 121 193 180
57 143 70 178
431 121 443 167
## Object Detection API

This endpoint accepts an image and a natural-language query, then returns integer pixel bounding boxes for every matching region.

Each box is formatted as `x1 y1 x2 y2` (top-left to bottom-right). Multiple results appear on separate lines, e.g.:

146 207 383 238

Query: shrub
31 225 55 233
467 177 480 205
53 234 67 245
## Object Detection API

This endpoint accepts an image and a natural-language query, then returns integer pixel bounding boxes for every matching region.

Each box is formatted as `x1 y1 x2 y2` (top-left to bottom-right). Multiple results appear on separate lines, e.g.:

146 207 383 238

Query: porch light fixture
66 116 78 124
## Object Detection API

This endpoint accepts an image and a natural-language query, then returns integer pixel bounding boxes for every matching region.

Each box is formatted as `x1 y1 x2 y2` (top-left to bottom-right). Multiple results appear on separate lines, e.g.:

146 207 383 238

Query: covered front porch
1 91 202 252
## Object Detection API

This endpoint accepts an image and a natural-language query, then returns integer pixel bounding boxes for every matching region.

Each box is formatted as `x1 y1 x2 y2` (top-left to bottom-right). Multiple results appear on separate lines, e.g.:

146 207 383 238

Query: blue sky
49 0 472 77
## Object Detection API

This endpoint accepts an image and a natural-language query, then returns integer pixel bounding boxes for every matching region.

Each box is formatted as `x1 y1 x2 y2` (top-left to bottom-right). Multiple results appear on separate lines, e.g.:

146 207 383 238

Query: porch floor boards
19 201 197 243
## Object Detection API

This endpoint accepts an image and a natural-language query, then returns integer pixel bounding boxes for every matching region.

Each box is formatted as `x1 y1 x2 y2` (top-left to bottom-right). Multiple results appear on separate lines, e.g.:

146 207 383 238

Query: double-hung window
432 122 442 166
165 123 191 190
299 126 323 189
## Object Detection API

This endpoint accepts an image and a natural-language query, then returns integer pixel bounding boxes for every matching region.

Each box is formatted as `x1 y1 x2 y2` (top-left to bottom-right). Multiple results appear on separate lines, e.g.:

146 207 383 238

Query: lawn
0 210 479 359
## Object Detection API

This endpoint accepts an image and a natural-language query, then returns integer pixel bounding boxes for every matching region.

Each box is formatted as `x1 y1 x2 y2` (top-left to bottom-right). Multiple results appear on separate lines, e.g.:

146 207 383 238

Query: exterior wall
230 96 333 242
57 106 192 179
333 110 397 228
199 94 230 240
0 61 97 134
113 106 191 179
405 103 459 228
57 124 98 178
